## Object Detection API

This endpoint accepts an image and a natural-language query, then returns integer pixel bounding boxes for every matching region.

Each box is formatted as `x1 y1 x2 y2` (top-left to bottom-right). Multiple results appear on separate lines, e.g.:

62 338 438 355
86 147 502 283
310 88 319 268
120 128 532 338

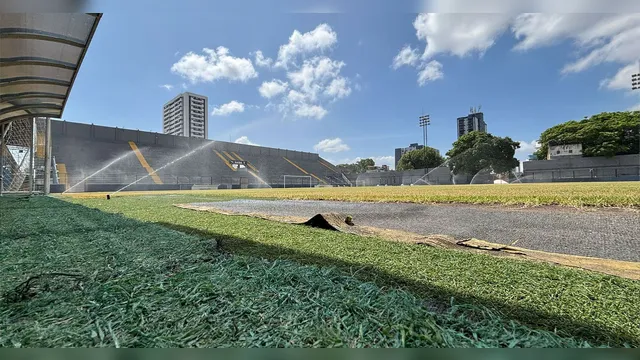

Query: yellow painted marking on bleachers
128 141 163 184
283 157 308 174
57 163 69 189
232 152 259 172
248 170 269 186
214 150 237 171
223 151 236 161
310 173 327 185
318 160 338 173
283 157 326 184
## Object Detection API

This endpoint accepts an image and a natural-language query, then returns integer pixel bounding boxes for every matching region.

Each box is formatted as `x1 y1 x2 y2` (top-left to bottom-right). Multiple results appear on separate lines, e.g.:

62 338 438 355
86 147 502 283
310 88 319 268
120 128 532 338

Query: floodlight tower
632 60 640 90
419 114 430 147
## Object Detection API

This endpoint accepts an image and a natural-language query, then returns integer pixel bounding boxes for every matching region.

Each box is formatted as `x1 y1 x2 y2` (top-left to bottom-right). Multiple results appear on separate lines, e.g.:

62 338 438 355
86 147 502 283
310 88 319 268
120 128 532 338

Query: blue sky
64 3 640 168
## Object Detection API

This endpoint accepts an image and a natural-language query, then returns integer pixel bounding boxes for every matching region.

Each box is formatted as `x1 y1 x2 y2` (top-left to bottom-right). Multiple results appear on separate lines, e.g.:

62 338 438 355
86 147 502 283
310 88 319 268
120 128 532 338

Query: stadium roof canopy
0 13 101 127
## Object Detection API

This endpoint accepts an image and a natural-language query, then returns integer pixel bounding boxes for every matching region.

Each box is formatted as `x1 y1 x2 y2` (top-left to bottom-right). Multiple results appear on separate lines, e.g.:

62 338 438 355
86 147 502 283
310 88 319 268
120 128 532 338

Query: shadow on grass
7 196 634 346
156 221 638 347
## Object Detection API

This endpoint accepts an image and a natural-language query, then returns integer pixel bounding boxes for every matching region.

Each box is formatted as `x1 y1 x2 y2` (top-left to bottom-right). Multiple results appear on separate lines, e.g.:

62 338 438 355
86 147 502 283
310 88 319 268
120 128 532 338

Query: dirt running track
192 199 640 262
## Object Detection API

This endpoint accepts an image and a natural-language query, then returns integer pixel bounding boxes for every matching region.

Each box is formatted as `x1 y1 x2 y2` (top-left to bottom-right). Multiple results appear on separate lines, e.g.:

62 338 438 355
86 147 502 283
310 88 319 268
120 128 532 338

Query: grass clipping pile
177 204 640 281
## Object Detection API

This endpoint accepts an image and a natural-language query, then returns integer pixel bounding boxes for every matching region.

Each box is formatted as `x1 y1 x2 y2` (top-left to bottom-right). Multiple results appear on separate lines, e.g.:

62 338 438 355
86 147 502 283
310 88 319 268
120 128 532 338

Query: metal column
28 117 35 193
0 123 6 195
44 117 52 194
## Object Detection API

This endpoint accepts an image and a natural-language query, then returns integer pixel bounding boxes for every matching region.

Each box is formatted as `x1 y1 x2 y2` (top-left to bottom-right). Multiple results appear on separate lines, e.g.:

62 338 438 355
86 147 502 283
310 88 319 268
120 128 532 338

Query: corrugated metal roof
0 13 101 126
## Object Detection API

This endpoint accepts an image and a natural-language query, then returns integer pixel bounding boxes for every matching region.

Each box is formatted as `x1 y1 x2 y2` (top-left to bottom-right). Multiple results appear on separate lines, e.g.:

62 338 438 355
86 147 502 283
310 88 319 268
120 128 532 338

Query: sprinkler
345 215 354 226
106 194 111 200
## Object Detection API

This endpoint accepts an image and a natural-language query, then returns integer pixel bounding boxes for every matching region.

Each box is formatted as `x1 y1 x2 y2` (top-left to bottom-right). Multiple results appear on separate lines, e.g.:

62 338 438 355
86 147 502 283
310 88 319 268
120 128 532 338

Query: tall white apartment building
162 92 208 139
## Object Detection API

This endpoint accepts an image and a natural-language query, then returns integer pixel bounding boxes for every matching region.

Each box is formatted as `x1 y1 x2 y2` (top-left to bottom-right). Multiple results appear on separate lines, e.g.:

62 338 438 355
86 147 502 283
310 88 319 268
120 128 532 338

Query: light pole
419 114 430 147
632 59 640 90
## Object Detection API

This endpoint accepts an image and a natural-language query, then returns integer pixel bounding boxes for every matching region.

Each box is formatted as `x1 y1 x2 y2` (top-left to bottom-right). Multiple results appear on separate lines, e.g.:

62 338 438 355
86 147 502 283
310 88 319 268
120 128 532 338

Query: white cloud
325 77 351 99
254 50 273 68
512 14 593 51
512 14 640 53
181 83 188 90
392 45 420 69
333 156 396 170
510 13 640 96
515 140 541 160
628 102 640 111
425 0 640 14
258 79 288 98
234 136 258 146
273 56 351 119
159 84 173 90
275 23 338 68
286 89 306 103
562 26 640 74
313 138 350 153
516 140 540 154
287 56 346 101
174 51 180 57
371 156 395 169
600 62 638 90
417 60 444 85
294 104 327 119
211 101 246 116
414 13 512 59
171 46 258 84
396 12 640 92
508 13 640 79
257 24 350 120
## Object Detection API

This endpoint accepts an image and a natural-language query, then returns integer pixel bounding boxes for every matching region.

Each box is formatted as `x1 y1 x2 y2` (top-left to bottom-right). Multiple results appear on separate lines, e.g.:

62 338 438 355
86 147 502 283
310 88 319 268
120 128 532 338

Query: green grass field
0 196 605 348
67 181 640 208
3 183 640 347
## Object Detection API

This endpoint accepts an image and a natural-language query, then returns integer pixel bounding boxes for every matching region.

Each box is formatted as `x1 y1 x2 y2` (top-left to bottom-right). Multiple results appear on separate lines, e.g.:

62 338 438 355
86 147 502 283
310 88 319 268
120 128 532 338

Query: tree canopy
534 111 640 160
446 132 520 175
336 158 375 174
396 146 445 170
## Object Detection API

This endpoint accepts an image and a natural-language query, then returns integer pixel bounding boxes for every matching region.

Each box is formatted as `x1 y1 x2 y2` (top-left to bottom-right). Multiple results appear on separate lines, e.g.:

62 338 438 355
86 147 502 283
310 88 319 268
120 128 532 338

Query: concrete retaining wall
522 154 639 182
524 154 639 171
356 167 466 186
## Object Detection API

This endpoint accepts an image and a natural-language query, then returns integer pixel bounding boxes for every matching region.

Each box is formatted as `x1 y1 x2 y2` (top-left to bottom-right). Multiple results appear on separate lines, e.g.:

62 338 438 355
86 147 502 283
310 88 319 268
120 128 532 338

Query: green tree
396 146 445 170
446 132 520 175
534 111 640 159
336 158 375 174
356 158 375 172
336 163 358 174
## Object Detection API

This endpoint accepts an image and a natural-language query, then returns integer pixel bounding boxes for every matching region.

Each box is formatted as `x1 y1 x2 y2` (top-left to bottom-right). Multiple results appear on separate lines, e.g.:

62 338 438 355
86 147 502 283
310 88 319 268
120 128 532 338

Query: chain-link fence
0 118 49 195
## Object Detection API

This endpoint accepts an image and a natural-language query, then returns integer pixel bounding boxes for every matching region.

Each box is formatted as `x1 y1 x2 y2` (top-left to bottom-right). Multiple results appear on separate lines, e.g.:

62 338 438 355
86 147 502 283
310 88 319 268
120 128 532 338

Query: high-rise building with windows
456 112 487 138
162 92 208 139
394 143 424 168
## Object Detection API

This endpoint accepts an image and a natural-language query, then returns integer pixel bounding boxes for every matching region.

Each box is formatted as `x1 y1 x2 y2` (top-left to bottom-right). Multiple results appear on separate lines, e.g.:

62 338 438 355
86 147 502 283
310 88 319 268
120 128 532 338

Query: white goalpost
283 175 312 188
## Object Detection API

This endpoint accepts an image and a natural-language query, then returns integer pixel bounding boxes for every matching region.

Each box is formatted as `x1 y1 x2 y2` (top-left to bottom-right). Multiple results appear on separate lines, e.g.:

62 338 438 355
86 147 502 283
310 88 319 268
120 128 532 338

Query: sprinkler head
345 215 354 226
106 194 111 200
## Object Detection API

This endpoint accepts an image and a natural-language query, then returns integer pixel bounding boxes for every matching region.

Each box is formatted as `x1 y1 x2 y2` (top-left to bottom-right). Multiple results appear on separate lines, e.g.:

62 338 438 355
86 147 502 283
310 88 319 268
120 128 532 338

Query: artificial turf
55 193 640 347
0 196 607 347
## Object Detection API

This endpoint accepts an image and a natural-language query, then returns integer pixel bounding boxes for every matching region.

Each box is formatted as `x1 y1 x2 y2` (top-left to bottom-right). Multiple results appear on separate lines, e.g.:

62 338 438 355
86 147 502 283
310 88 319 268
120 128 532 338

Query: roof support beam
0 113 61 127
0 104 63 117
0 77 71 87
0 92 66 102
0 28 86 47
0 57 77 70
